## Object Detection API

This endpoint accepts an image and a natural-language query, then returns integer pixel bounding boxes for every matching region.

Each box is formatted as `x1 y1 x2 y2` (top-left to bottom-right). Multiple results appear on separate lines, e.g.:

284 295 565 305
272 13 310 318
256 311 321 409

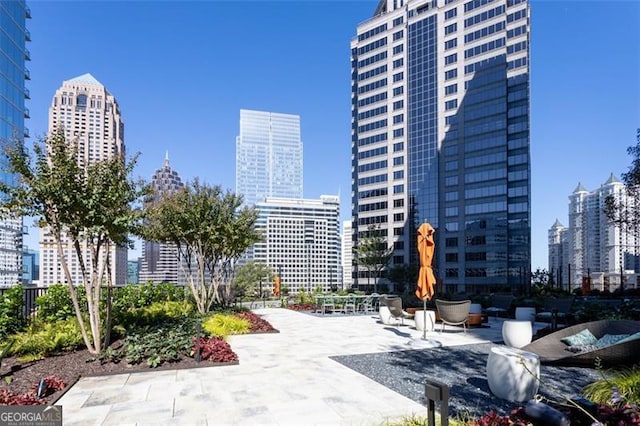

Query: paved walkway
58 308 513 425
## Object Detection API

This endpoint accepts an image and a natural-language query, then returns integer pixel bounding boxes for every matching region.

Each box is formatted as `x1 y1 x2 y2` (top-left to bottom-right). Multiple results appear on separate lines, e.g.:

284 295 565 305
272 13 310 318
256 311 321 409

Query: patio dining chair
358 293 378 314
321 295 335 315
342 294 357 314
484 294 514 320
536 296 575 331
435 299 471 333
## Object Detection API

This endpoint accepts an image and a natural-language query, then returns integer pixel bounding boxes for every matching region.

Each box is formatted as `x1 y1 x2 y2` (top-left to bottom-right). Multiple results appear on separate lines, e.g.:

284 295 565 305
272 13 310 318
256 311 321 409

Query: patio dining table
314 294 379 315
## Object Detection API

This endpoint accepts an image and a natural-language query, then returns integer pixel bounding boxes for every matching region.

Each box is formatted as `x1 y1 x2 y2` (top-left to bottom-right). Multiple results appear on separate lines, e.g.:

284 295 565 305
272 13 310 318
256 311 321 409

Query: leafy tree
604 129 640 233
142 179 261 313
232 261 274 300
354 224 393 293
531 267 550 287
0 129 146 354
386 263 419 294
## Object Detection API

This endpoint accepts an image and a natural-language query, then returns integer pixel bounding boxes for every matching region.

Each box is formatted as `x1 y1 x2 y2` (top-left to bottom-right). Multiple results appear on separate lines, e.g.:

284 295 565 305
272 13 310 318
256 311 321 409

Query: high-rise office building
548 219 568 288
351 0 531 292
127 259 139 285
549 175 640 292
341 220 353 289
254 196 341 294
22 248 38 285
236 109 303 207
0 1 30 288
40 73 127 286
139 153 184 284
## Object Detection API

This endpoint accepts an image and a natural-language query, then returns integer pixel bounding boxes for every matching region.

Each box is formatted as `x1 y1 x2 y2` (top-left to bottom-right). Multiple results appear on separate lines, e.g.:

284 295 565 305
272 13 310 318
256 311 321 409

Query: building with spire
138 153 184 284
350 0 531 292
0 1 31 287
40 73 128 286
549 174 640 292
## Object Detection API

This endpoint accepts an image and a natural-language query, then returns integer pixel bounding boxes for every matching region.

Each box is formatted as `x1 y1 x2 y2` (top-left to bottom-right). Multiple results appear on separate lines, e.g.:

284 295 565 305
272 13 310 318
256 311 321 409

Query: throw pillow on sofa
560 329 597 346
595 334 630 348
566 344 598 353
617 331 640 344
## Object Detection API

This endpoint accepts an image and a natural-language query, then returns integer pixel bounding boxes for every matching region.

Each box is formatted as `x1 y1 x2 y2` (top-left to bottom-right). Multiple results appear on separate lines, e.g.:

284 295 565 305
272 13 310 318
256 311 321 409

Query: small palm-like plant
583 366 640 405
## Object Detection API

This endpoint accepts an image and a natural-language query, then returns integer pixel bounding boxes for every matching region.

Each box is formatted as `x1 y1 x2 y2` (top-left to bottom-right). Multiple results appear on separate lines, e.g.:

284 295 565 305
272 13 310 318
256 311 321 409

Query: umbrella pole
423 299 427 340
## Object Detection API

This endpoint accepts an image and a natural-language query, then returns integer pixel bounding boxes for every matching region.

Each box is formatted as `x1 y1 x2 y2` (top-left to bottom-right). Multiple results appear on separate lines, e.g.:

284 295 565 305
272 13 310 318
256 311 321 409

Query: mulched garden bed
0 346 234 405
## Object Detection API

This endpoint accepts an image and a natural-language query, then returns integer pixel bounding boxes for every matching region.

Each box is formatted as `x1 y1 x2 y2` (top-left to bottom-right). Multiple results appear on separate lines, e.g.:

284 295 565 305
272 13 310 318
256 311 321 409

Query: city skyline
22 0 640 271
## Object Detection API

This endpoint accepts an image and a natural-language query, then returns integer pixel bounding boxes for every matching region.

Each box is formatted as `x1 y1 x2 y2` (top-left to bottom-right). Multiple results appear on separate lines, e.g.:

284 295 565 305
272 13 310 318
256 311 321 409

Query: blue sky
24 1 639 271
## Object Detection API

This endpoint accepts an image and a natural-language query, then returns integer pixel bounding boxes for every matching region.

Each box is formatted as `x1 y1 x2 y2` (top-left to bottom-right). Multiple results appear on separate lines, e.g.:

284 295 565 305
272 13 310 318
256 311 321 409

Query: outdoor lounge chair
386 297 414 326
521 319 640 367
536 296 575 330
484 294 514 319
435 299 471 333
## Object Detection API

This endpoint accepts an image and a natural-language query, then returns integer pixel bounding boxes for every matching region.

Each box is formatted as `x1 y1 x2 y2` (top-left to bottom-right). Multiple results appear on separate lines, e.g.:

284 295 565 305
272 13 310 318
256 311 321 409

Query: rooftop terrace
58 308 599 425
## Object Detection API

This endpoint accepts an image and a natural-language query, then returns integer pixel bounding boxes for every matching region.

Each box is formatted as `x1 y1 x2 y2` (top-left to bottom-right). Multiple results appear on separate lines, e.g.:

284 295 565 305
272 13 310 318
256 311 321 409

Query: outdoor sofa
521 319 640 367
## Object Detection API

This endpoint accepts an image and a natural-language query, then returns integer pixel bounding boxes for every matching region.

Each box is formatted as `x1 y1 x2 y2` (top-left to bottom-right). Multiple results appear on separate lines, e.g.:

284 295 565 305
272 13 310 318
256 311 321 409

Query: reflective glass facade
0 0 29 287
351 0 530 292
236 109 303 207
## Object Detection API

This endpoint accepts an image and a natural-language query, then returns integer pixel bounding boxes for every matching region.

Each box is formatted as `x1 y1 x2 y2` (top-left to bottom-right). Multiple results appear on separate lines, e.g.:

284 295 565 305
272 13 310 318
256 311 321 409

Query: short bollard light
195 322 202 362
425 378 450 426
36 378 48 398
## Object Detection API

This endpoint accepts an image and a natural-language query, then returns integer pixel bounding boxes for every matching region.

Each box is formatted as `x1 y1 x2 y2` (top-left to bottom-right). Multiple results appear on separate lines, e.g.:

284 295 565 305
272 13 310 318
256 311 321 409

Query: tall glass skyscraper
351 0 531 293
236 109 303 206
0 1 30 287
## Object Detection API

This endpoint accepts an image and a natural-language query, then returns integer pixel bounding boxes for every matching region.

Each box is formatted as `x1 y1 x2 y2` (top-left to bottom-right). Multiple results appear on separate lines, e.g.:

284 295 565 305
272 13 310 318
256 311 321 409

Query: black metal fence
0 284 189 320
0 286 48 319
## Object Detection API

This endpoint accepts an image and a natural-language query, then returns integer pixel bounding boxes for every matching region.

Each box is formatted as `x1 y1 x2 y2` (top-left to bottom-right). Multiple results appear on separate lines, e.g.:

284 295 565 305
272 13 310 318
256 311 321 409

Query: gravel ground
331 343 601 419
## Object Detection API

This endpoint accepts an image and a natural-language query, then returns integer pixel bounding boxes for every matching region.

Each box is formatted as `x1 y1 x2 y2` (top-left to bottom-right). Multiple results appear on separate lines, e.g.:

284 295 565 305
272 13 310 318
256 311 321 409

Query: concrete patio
57 308 522 425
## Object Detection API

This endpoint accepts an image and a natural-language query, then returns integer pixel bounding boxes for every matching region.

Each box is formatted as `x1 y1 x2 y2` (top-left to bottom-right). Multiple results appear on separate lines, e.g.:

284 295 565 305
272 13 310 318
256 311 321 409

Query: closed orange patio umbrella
274 275 281 297
416 223 436 338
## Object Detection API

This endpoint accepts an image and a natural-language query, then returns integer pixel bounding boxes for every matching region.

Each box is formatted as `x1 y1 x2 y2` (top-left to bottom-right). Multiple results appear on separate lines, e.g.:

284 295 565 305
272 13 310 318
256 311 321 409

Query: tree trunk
55 235 97 354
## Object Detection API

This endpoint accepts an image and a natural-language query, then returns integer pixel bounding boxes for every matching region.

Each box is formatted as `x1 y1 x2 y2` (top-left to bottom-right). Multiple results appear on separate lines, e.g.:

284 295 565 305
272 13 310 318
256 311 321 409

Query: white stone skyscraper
40 73 127 286
558 174 640 292
351 0 531 293
235 109 303 206
139 153 184 284
253 196 341 294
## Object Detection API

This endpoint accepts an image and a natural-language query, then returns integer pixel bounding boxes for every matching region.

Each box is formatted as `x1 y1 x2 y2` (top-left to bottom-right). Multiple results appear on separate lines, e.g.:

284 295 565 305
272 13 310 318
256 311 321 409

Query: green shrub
583 366 640 405
113 300 195 331
98 317 198 368
112 282 188 312
10 318 84 358
0 285 26 339
35 284 87 322
202 314 250 338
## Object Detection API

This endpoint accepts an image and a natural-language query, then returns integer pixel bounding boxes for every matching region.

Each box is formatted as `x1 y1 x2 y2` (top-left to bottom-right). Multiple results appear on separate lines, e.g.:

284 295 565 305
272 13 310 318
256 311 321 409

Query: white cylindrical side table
379 306 393 325
515 307 536 323
414 310 435 331
487 346 540 402
502 320 533 348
